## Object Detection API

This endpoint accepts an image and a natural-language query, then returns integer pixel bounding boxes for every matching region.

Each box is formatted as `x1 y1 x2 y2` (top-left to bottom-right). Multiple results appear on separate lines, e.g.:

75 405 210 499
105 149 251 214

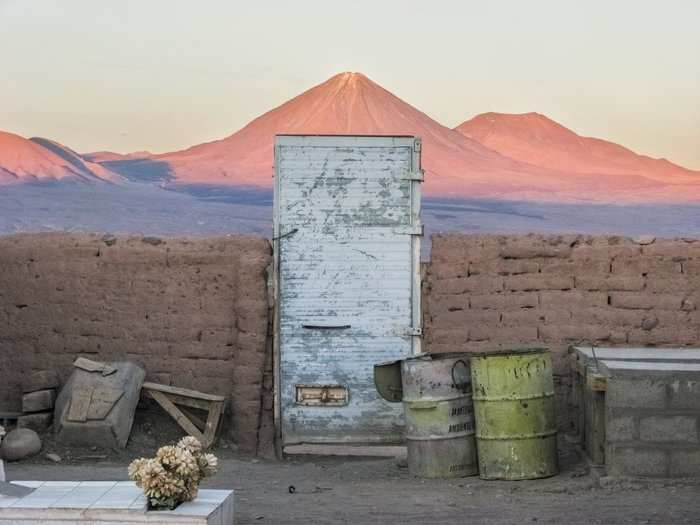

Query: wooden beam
142 382 225 402
202 401 224 449
149 390 205 443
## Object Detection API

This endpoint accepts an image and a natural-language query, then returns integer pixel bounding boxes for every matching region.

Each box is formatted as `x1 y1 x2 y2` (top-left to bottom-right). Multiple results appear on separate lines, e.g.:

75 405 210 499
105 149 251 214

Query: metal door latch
295 385 349 406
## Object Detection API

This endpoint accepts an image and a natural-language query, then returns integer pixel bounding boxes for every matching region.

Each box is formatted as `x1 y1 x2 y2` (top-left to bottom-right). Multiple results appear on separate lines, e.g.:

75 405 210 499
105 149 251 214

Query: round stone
0 428 42 461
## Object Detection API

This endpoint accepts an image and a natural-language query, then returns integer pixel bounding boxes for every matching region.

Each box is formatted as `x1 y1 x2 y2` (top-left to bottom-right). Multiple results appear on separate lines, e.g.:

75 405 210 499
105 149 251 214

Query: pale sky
1 0 699 168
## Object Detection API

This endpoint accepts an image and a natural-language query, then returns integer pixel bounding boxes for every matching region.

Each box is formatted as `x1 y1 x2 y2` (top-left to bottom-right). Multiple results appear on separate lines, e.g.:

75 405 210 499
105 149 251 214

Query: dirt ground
4 409 700 524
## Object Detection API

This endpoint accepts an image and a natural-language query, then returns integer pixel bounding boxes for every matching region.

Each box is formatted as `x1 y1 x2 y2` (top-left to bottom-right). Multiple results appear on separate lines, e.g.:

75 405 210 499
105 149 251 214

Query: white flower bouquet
128 436 219 510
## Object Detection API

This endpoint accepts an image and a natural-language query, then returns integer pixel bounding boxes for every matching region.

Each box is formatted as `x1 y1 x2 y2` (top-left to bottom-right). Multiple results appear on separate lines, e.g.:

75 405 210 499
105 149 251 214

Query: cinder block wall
0 233 271 453
424 234 700 430
606 375 700 477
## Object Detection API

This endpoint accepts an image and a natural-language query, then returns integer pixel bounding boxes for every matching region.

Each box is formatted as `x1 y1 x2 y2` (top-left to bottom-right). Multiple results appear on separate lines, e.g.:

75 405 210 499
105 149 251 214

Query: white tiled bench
0 481 234 524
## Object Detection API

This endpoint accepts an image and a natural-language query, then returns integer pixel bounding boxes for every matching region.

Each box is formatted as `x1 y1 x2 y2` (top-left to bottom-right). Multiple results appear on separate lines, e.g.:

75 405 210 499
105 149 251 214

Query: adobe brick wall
424 234 700 430
0 233 271 453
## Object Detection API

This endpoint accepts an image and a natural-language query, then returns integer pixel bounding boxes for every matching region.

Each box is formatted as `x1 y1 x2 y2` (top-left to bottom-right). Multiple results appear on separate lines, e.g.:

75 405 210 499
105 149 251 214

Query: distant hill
0 130 121 185
456 112 700 185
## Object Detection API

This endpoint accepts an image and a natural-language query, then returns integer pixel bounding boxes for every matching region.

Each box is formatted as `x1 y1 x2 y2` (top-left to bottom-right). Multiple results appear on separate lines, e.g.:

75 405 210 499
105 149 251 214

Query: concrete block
639 416 698 443
669 379 700 410
669 450 700 477
607 445 668 477
22 389 55 413
606 414 636 442
606 377 667 409
22 370 59 393
17 412 53 432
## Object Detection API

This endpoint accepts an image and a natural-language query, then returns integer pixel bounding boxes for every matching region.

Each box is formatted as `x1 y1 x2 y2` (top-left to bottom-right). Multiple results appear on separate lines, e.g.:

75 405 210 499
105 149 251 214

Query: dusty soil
5 423 700 525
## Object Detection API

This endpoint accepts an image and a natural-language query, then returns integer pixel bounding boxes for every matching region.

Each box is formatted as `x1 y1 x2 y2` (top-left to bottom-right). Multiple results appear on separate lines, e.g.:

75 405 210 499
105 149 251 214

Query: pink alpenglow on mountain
0 131 121 185
456 112 700 186
82 151 154 163
156 73 700 202
156 72 553 198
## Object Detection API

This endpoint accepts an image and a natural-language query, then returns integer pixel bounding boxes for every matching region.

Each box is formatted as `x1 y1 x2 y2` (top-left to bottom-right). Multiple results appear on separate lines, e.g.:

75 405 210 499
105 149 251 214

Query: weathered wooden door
273 135 422 446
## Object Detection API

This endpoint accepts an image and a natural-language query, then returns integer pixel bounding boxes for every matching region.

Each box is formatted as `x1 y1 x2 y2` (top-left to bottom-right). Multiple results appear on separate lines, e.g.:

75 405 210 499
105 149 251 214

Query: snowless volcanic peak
0 130 120 184
456 112 700 184
156 71 535 196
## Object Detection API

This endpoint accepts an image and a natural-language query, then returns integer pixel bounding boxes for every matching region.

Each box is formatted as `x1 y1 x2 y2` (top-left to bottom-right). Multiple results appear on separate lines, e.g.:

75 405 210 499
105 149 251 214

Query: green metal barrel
402 353 478 478
471 349 558 480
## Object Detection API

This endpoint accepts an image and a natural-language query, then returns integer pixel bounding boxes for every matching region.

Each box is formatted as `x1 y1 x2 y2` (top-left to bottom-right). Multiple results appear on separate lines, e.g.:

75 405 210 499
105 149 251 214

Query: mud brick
539 259 609 276
488 325 539 343
571 238 641 260
500 309 547 326
17 412 53 432
539 290 608 309
434 309 500 328
627 328 698 345
538 324 611 343
498 236 573 259
23 370 60 393
611 257 682 275
469 259 539 276
505 275 573 292
610 292 682 310
430 262 467 280
428 294 471 314
642 240 700 258
427 328 470 345
469 292 539 310
681 259 700 274
575 275 644 291
22 389 56 413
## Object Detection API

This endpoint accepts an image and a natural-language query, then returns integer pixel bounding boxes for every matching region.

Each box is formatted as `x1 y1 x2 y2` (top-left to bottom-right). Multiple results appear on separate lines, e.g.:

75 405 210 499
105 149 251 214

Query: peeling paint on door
273 135 422 446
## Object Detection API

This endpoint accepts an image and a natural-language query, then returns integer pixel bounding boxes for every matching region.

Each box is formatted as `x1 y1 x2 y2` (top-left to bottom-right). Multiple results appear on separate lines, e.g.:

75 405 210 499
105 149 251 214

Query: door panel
275 136 421 445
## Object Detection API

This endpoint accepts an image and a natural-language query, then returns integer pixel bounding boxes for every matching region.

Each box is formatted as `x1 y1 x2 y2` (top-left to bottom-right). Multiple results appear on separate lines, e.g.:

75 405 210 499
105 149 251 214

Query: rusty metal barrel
401 353 478 478
470 348 558 480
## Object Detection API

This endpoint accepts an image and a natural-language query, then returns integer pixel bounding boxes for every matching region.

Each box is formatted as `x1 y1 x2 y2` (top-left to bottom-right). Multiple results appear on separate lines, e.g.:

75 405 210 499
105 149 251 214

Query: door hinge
393 326 423 337
414 139 422 152
393 224 423 236
400 169 424 182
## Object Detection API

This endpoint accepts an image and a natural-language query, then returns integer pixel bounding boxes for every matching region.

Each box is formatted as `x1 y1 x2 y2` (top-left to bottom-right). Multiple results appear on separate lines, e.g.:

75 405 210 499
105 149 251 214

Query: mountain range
1 72 698 203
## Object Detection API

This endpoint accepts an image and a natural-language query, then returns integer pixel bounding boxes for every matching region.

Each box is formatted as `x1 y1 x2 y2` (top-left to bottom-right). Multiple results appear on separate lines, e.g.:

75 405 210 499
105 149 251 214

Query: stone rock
634 235 656 245
141 236 163 246
17 412 53 433
22 389 56 413
54 361 145 449
23 370 60 394
46 452 62 463
0 429 42 461
641 317 659 331
101 233 117 246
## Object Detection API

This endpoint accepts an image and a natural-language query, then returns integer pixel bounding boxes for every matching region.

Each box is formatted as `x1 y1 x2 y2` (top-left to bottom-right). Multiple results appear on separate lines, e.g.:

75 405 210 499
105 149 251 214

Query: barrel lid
403 351 473 363
470 347 550 358
373 360 403 402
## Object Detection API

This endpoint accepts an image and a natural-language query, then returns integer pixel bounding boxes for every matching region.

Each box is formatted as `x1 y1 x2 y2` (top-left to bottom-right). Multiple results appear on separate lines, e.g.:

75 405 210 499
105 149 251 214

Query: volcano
0 131 121 185
152 72 564 198
151 72 700 202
